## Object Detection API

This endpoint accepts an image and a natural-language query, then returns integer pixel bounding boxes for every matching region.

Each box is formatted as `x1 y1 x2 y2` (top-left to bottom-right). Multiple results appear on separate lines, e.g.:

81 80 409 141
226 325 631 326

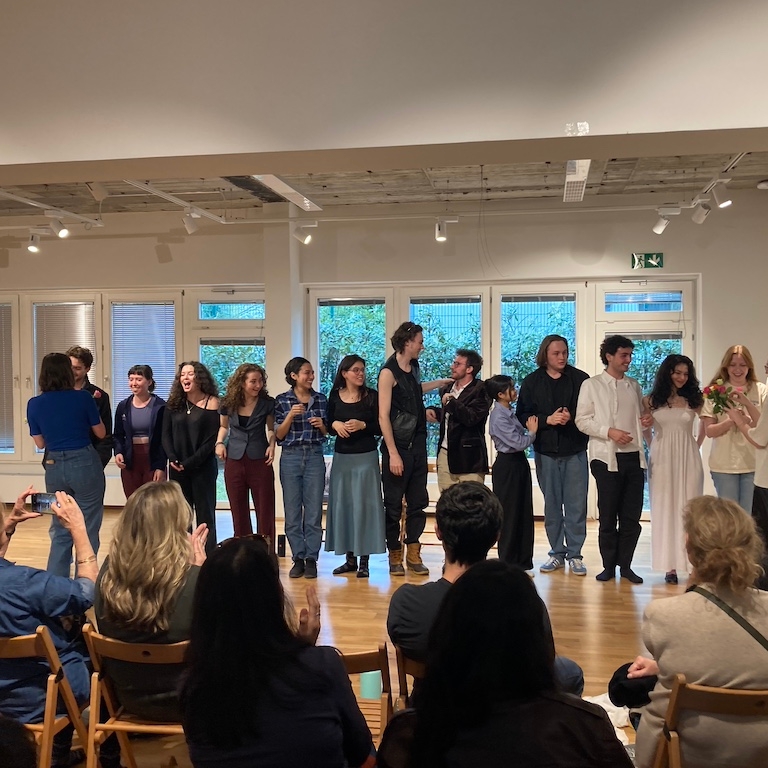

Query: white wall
2 1 768 168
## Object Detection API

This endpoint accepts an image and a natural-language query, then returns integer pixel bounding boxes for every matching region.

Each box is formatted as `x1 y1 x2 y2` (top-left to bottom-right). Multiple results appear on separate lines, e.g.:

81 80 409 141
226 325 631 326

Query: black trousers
381 433 429 548
492 451 534 570
171 455 218 555
590 453 644 570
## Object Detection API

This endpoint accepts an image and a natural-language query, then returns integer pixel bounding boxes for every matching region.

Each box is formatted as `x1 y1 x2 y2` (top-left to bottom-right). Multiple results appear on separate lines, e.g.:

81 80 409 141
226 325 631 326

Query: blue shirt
275 389 328 447
0 558 94 722
27 390 101 451
489 402 535 454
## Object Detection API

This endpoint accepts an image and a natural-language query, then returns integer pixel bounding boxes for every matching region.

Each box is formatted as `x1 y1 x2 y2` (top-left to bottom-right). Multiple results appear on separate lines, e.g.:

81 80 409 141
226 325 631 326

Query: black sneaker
289 558 305 578
304 559 318 579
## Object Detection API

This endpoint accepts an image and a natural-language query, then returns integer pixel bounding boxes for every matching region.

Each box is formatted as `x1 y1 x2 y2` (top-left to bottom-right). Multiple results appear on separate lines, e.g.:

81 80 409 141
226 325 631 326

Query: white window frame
0 295 22 462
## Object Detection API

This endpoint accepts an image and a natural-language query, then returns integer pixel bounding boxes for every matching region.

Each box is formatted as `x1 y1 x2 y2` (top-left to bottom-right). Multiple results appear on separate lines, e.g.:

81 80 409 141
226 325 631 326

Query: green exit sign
632 252 664 269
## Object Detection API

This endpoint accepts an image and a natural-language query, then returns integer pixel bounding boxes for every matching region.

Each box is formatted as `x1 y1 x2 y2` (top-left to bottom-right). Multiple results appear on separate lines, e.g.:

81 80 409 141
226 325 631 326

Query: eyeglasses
347 367 366 374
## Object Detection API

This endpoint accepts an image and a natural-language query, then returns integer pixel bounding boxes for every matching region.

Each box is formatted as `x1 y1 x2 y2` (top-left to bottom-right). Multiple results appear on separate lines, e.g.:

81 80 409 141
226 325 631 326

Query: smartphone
31 492 58 515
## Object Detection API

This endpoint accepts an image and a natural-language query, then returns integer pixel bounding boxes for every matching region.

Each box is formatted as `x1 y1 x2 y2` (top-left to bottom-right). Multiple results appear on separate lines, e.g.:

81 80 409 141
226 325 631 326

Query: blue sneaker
539 556 565 573
569 557 587 576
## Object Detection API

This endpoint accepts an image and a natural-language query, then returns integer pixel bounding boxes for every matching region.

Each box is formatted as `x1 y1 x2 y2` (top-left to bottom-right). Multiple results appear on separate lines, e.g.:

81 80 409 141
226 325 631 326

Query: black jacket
83 379 113 467
113 394 167 472
516 365 589 457
431 378 491 475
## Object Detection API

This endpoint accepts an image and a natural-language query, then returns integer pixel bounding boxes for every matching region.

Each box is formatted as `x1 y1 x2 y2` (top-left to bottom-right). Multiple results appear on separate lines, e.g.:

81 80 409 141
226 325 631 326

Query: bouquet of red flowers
703 379 734 415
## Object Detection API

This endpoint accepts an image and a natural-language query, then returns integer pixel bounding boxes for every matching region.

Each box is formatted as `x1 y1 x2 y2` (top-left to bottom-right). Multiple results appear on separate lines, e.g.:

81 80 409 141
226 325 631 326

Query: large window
200 339 266 393
317 299 387 396
33 302 97 392
500 294 576 384
111 302 176 402
410 296 482 456
0 304 13 453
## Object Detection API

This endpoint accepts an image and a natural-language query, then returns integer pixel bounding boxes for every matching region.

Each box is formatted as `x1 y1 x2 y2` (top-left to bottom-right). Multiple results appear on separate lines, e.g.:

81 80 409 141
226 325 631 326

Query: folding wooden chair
652 673 768 768
0 625 89 768
341 643 394 745
394 644 425 711
82 624 188 768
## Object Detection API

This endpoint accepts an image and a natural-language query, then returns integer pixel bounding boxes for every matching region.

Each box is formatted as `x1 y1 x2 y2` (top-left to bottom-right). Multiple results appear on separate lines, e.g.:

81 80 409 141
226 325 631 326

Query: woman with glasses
94 481 207 721
325 355 385 579
180 535 374 768
275 357 328 580
216 363 276 543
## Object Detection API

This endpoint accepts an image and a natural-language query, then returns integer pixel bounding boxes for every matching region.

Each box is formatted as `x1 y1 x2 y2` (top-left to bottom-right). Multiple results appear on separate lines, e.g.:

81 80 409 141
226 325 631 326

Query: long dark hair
409 560 556 768
180 537 324 746
221 363 269 411
332 354 373 403
38 352 75 392
649 354 703 410
166 361 218 411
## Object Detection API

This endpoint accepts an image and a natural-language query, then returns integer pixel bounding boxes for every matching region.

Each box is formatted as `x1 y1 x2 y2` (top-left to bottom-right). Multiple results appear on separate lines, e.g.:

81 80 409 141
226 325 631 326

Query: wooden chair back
652 673 768 768
341 643 394 744
0 625 88 768
82 623 189 768
395 644 425 711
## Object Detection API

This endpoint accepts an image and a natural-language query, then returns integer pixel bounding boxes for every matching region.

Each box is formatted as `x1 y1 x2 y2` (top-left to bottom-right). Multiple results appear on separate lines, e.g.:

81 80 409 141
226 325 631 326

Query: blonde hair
709 344 758 387
99 481 193 633
684 495 765 592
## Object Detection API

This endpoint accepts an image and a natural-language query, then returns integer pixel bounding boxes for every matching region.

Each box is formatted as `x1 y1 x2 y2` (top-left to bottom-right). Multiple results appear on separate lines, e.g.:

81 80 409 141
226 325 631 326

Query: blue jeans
44 445 106 576
534 451 588 561
711 471 755 512
554 655 585 696
279 444 325 561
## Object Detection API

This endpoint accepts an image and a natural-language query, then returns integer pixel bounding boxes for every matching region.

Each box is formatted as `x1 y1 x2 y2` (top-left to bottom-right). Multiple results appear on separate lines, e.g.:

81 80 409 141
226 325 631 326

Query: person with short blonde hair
629 496 768 768
94 480 207 721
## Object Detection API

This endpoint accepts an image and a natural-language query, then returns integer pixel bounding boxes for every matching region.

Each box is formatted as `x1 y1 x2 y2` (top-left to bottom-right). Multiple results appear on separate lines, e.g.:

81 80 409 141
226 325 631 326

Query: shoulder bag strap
691 585 768 652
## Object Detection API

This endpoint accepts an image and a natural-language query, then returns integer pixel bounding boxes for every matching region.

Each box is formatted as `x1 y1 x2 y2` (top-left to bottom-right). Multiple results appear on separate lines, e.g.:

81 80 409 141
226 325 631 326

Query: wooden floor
10 509 680 766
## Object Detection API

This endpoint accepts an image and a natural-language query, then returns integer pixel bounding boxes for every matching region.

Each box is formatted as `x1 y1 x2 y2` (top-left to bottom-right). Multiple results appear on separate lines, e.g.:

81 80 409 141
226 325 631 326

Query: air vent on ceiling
563 159 591 202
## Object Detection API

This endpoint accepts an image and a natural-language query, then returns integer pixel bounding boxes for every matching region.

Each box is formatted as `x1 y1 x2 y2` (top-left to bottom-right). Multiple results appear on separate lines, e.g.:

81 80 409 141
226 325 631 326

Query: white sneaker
539 556 565 573
569 557 587 576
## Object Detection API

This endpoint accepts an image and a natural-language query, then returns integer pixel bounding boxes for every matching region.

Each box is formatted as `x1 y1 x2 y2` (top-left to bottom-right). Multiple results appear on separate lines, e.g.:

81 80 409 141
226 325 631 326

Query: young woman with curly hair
216 363 276 543
162 361 220 554
643 354 704 584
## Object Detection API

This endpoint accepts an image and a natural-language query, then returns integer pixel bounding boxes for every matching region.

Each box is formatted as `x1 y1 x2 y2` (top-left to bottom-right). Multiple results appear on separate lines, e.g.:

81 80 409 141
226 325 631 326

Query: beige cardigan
634 586 768 768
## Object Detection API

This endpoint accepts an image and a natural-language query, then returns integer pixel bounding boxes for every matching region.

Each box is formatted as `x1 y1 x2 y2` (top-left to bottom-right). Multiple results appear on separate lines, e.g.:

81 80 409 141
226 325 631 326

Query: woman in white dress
643 355 704 584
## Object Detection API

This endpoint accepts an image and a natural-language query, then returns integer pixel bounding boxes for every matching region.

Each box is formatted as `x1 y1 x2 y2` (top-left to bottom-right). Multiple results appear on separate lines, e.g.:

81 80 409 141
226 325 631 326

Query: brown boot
406 542 429 575
388 547 405 576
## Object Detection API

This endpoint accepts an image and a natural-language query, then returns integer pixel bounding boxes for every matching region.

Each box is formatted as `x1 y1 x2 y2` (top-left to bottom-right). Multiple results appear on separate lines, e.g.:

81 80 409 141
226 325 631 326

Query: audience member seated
179 535 374 768
0 489 121 768
0 714 37 768
94 480 207 721
387 481 584 696
629 495 768 768
379 559 633 768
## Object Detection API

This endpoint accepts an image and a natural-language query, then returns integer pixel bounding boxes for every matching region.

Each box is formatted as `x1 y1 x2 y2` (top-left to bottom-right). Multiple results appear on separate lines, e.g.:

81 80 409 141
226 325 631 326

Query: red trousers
121 443 156 498
224 455 276 544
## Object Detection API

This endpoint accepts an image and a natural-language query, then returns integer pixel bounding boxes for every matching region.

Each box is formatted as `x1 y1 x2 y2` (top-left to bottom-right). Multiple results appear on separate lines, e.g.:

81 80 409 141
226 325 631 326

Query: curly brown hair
684 495 765 592
221 364 269 411
167 361 219 411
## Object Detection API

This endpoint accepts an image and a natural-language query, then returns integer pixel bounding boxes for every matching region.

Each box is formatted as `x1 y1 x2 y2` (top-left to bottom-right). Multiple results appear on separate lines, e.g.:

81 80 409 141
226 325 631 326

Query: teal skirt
325 450 386 555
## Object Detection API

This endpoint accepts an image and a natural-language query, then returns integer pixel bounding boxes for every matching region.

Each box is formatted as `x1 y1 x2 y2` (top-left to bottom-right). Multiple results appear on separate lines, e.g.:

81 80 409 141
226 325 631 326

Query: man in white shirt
575 335 651 584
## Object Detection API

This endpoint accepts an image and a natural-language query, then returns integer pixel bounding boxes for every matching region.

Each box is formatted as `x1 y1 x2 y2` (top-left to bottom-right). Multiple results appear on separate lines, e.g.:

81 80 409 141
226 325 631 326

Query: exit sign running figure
632 252 664 269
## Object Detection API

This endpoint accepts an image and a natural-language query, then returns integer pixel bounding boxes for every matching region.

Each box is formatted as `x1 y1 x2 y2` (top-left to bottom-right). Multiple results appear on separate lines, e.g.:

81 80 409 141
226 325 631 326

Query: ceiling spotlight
652 215 670 235
182 214 199 235
49 219 70 238
712 183 732 208
691 202 712 225
27 234 40 253
291 221 318 245
757 179 768 190
435 220 448 242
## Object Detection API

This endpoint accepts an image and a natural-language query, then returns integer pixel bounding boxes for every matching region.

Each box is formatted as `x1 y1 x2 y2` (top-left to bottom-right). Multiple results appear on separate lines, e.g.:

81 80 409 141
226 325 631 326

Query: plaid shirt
275 389 328 447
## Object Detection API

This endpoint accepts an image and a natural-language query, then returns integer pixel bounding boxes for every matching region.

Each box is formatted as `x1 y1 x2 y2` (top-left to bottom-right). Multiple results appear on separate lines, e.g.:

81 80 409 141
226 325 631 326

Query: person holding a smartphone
27 352 107 576
0 488 122 768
